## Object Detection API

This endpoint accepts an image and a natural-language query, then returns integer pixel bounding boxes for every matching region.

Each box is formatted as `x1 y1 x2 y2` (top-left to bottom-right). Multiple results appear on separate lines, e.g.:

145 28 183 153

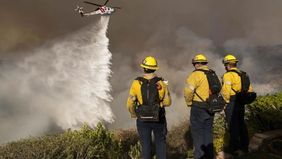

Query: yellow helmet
140 56 159 70
223 54 238 64
192 54 208 64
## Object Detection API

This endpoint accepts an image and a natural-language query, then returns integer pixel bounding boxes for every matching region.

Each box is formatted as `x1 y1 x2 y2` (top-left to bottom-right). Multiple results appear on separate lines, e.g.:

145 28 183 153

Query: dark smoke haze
1 0 282 141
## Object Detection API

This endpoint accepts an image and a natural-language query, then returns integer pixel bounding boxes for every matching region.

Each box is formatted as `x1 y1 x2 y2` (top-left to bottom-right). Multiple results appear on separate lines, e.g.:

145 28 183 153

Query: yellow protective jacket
221 67 253 103
126 74 172 118
184 65 210 106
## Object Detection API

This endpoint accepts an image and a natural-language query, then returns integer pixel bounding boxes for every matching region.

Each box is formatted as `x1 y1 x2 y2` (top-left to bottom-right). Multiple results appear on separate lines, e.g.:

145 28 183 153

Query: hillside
0 92 282 159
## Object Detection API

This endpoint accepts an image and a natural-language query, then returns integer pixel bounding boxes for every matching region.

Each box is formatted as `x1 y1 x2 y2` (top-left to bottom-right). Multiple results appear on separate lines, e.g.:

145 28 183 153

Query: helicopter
75 0 121 17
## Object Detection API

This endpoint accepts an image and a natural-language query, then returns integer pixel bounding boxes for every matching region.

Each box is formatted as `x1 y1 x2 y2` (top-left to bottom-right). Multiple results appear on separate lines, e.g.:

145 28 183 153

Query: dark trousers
137 119 167 159
225 97 249 152
190 105 215 159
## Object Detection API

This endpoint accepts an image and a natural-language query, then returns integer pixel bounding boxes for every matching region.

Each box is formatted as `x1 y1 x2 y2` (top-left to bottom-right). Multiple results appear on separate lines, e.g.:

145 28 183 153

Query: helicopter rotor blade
84 1 102 7
104 0 109 5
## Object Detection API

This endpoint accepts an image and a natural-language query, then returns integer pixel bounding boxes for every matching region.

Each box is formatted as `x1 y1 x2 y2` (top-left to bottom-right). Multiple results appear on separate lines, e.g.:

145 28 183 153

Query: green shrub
246 92 282 133
212 91 282 154
167 120 192 158
114 129 139 158
0 123 124 159
128 141 141 159
1 92 281 158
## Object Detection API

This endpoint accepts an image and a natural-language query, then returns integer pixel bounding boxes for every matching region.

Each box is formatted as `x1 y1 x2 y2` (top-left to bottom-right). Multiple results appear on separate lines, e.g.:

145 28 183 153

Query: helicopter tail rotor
75 6 84 17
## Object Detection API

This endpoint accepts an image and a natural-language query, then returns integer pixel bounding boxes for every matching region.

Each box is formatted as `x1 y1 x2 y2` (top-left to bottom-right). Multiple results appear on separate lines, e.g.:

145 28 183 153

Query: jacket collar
229 67 239 72
143 73 156 80
196 65 209 70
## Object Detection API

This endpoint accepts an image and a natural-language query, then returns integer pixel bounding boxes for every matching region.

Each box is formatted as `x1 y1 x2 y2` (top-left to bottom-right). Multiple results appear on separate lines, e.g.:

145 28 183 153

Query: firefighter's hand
220 104 227 116
219 109 225 116
224 104 227 110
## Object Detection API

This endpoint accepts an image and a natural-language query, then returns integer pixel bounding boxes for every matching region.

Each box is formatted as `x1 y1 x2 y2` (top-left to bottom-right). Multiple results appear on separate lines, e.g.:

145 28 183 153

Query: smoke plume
1 0 282 140
108 0 282 129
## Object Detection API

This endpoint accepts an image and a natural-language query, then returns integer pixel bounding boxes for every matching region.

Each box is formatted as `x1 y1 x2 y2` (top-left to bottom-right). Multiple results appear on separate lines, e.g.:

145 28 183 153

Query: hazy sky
2 0 282 52
1 0 282 130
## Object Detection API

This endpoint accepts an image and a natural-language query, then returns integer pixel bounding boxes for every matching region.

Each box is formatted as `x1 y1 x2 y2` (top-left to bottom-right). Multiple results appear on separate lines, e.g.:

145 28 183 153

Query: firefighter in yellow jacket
184 54 215 159
221 54 253 156
127 56 171 159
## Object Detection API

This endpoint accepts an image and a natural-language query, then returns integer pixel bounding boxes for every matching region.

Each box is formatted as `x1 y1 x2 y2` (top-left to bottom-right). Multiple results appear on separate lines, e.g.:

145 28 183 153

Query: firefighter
221 54 253 156
127 56 171 159
184 54 215 159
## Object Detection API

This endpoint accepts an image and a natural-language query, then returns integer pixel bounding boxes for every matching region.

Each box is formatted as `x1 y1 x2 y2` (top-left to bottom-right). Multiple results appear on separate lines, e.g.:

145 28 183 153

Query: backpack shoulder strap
227 69 241 76
150 76 163 84
193 69 208 73
208 69 216 73
136 76 163 84
135 76 148 84
194 69 217 75
194 91 205 102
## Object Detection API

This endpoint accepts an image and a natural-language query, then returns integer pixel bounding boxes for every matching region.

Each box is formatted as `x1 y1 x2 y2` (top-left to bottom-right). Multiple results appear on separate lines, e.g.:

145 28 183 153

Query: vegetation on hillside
0 92 281 158
0 124 124 159
247 92 282 133
213 91 282 153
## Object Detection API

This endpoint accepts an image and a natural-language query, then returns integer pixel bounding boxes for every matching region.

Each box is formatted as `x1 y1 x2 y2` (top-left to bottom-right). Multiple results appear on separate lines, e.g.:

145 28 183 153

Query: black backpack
134 76 164 122
194 69 226 113
228 70 257 104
